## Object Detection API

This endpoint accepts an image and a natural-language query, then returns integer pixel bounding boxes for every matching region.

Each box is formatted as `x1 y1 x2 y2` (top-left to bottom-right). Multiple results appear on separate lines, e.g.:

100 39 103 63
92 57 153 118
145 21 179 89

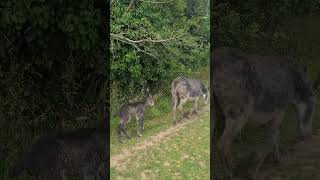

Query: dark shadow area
0 0 109 179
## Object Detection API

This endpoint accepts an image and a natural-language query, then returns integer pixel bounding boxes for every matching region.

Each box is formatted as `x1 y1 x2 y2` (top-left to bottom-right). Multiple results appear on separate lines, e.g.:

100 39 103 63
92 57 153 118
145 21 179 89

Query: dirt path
258 132 320 180
110 105 210 170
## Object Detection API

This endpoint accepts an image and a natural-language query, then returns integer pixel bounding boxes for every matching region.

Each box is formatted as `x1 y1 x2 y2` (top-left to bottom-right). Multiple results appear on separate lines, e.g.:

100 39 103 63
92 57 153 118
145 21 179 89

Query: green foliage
212 0 320 51
111 0 209 108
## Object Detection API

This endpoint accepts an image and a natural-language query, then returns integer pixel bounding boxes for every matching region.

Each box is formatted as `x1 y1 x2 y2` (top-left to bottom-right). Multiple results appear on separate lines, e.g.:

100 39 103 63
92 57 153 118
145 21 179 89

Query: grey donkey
212 47 320 179
8 110 108 180
171 77 209 124
116 88 154 143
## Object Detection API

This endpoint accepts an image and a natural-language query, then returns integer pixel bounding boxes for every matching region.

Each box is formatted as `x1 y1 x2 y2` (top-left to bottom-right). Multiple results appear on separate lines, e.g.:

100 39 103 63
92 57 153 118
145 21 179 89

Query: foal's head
145 88 155 106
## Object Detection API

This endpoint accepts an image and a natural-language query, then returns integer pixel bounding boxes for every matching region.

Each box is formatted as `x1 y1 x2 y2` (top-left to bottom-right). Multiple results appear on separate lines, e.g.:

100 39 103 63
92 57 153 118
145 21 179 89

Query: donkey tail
171 79 178 111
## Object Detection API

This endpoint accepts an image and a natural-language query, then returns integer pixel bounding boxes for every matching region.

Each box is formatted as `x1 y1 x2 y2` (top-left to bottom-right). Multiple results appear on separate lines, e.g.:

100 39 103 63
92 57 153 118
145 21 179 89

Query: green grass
110 107 210 180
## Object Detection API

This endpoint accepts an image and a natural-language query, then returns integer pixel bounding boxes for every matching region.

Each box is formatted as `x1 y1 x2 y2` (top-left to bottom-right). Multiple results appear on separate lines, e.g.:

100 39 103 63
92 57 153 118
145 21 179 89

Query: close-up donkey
8 106 108 180
212 47 320 179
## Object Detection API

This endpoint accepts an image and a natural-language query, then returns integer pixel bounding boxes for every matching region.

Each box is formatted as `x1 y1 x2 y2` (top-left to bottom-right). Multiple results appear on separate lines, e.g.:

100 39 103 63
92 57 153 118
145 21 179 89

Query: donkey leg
218 116 248 179
270 112 286 163
140 114 145 131
296 101 314 140
118 123 123 143
178 96 188 112
136 115 142 137
191 97 200 115
179 96 190 120
249 112 285 179
119 122 130 139
172 97 178 125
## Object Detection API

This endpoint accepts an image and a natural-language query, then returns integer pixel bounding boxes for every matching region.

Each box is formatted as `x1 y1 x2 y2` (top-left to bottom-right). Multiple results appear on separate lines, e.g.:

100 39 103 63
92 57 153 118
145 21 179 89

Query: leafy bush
0 0 106 178
111 0 210 109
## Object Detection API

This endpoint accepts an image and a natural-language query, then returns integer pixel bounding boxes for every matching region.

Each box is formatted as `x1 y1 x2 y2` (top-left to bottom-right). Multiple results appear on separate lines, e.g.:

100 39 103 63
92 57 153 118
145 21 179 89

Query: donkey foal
117 88 154 143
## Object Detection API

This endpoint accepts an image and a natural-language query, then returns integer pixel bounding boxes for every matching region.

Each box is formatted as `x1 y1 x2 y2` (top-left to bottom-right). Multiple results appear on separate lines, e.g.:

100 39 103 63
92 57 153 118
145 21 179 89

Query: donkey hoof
222 174 233 180
270 152 288 164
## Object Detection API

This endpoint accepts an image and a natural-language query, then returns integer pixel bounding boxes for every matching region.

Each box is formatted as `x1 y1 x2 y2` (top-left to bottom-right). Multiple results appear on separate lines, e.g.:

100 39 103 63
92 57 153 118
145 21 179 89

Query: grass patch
110 109 210 179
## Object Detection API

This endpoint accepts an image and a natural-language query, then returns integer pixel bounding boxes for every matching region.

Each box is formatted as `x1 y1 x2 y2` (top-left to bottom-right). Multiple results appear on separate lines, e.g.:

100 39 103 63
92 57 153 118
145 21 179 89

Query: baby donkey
117 88 154 143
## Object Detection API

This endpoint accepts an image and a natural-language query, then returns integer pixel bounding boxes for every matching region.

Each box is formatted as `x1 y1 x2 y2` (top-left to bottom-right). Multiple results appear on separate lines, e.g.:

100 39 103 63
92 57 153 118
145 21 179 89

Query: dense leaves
0 1 107 178
111 0 209 106
212 0 320 51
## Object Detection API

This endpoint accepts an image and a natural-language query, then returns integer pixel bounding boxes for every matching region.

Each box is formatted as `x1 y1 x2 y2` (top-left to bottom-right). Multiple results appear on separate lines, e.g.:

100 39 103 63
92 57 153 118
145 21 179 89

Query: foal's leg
117 123 123 143
136 115 142 137
140 114 145 130
120 116 131 139
218 115 248 179
121 125 131 139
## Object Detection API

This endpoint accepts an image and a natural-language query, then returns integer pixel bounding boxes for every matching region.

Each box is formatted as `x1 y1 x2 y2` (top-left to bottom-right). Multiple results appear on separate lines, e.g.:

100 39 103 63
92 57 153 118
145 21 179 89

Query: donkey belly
248 105 287 125
248 111 275 125
188 95 200 101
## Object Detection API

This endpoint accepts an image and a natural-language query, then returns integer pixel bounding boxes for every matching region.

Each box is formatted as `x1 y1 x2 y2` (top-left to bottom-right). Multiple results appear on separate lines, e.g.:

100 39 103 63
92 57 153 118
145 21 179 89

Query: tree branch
112 36 159 60
123 0 136 15
139 0 172 4
110 33 176 44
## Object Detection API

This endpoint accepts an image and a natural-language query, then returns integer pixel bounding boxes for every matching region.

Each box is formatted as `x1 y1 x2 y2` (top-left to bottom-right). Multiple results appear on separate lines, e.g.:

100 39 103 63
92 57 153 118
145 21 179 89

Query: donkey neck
141 95 149 106
129 95 149 107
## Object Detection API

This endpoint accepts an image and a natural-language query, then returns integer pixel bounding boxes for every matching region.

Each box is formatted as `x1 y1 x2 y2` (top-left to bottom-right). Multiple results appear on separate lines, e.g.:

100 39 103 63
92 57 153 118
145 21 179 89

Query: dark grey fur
171 77 208 124
117 88 154 143
212 47 319 179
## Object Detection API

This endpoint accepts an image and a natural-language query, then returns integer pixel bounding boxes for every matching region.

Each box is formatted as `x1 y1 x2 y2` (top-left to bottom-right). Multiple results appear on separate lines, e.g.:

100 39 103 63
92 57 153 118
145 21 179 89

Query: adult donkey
212 47 320 179
171 77 209 124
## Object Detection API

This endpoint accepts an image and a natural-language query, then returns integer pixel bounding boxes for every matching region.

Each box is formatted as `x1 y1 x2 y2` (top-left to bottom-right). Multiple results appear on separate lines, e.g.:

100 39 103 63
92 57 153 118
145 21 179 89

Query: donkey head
145 88 155 106
202 84 209 105
297 73 320 139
